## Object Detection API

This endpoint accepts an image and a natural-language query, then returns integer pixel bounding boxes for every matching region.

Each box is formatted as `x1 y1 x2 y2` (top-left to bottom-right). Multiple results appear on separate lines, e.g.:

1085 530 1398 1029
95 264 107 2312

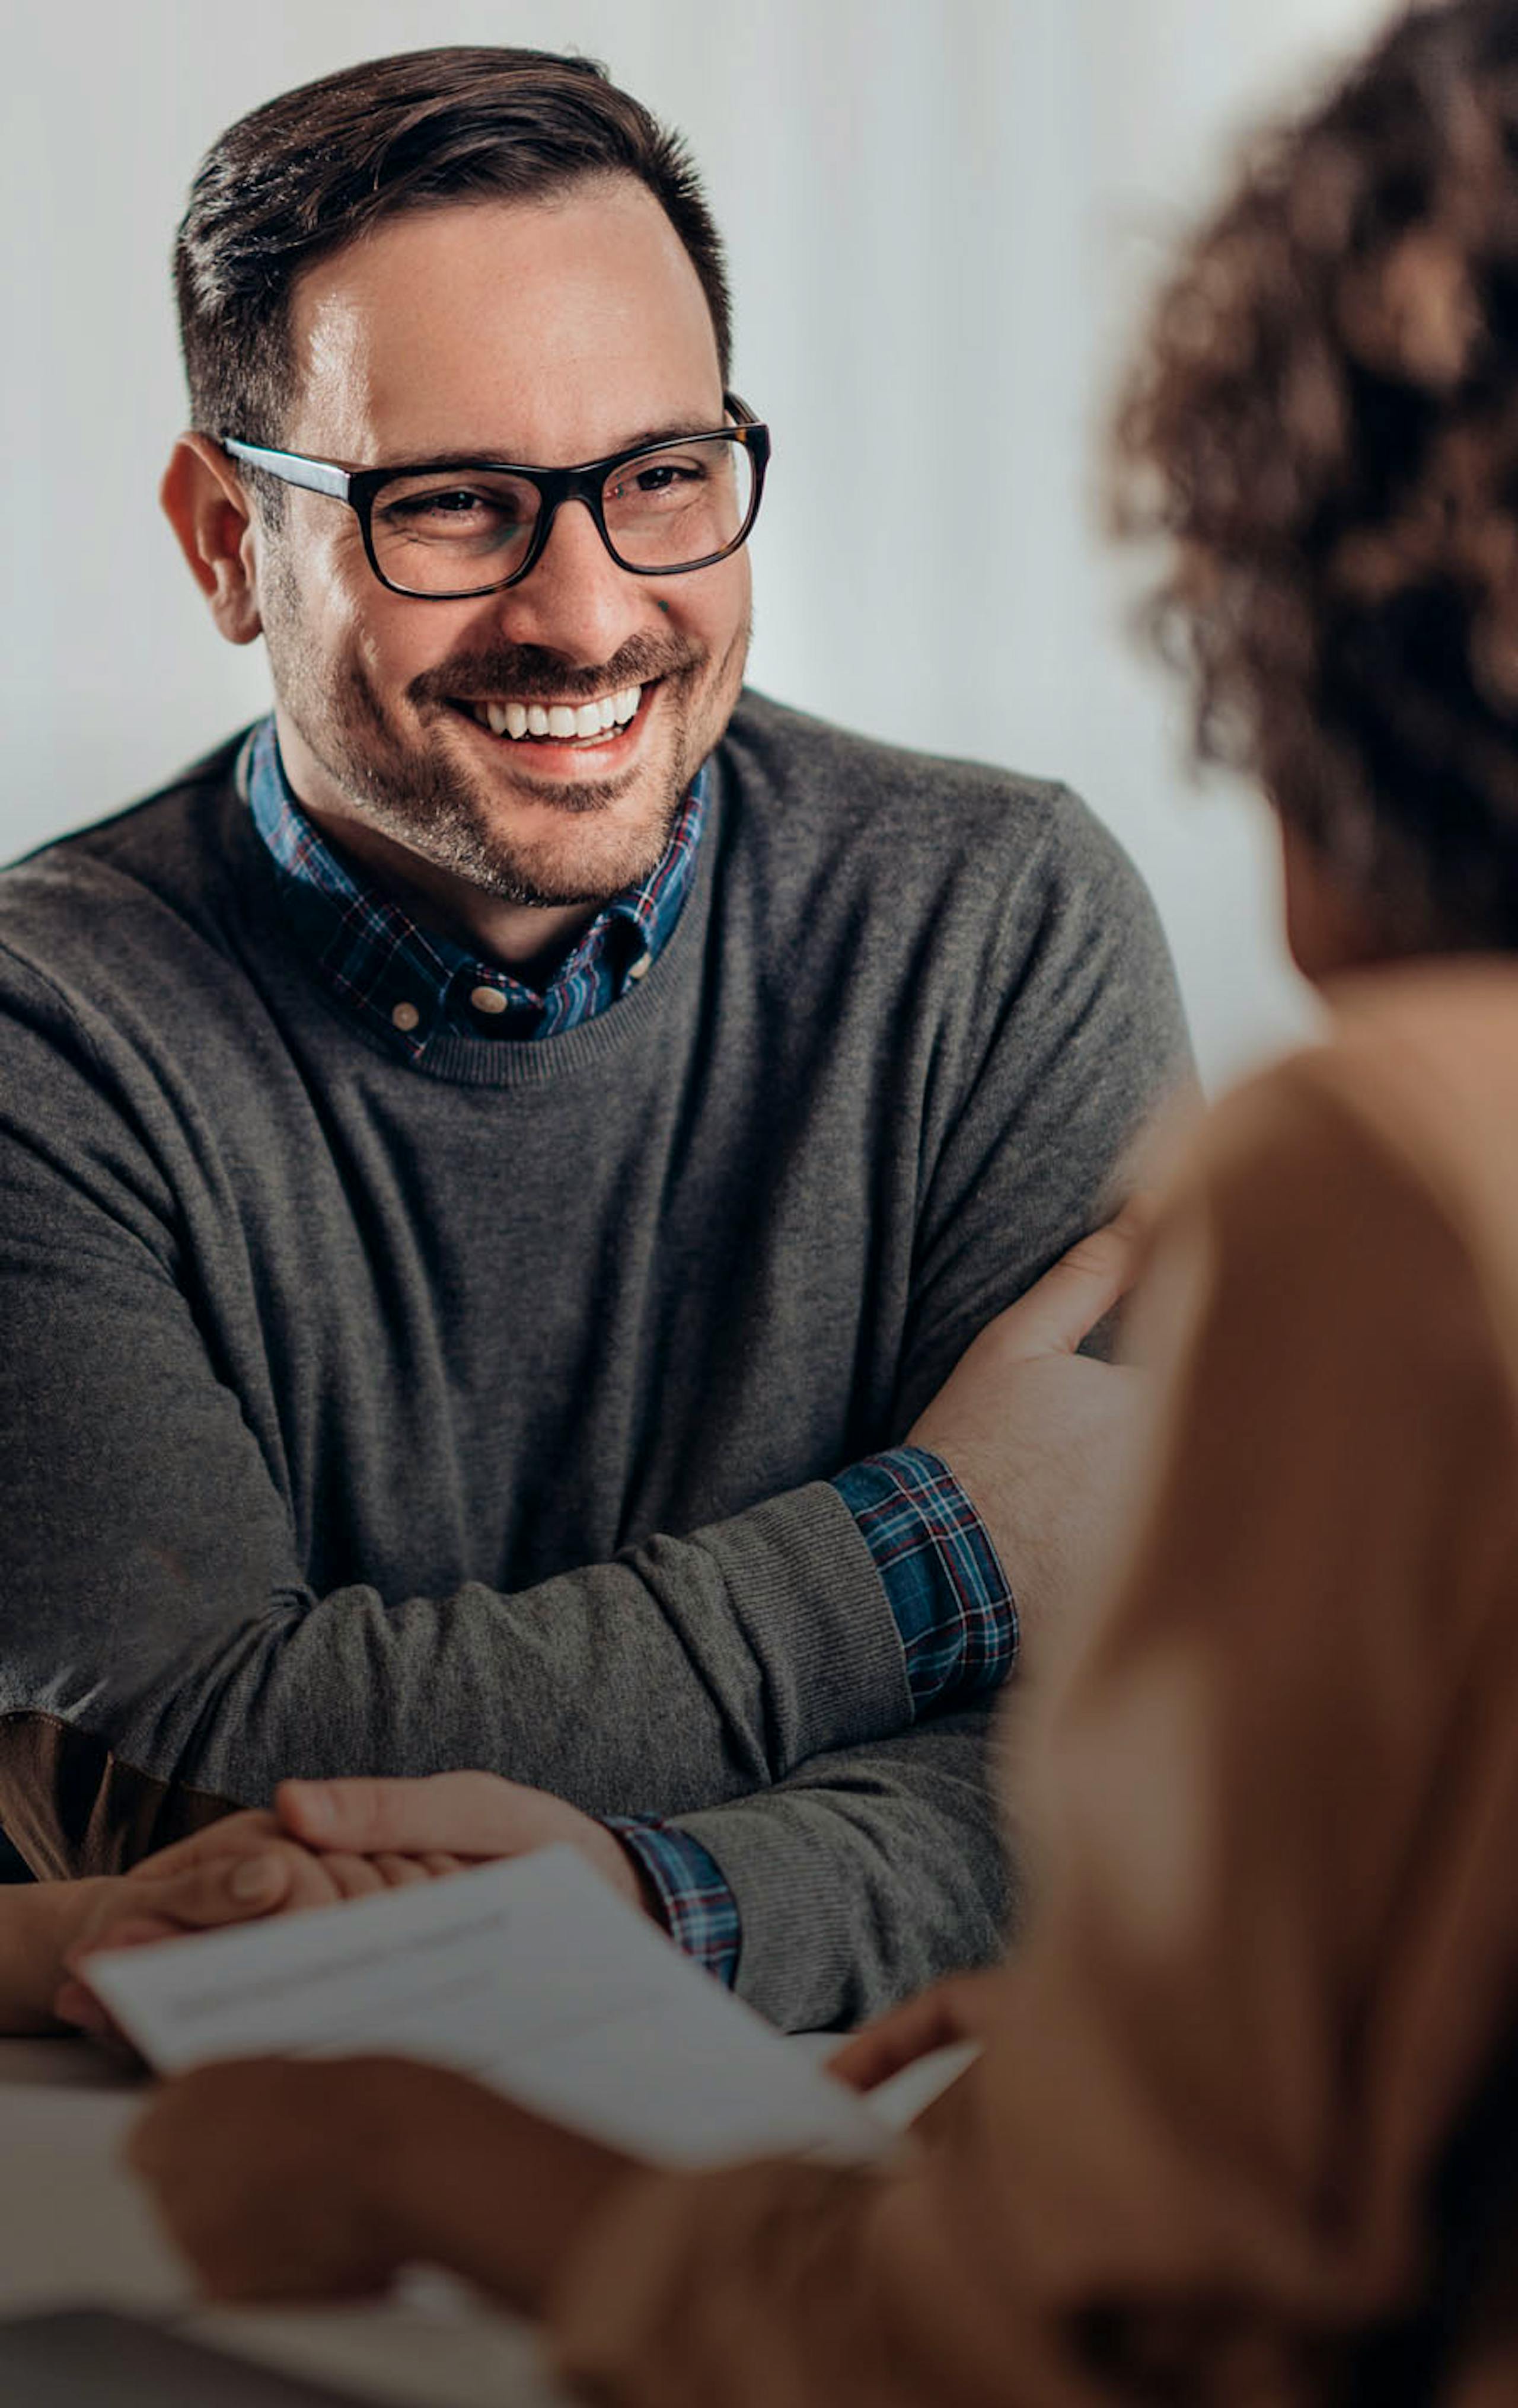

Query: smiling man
208 184 754 965
0 49 1188 2029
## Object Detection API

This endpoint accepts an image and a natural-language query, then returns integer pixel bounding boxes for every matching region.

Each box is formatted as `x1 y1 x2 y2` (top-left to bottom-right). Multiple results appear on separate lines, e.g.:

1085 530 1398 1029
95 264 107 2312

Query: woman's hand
828 1971 1002 2093
0 1845 296 2038
129 2056 427 2301
53 1771 655 2042
53 1810 467 2036
129 2056 639 2311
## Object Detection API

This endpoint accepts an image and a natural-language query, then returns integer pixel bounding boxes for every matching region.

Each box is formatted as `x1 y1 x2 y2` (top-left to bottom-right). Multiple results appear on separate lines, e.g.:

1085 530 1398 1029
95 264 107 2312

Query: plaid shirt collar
246 716 708 1060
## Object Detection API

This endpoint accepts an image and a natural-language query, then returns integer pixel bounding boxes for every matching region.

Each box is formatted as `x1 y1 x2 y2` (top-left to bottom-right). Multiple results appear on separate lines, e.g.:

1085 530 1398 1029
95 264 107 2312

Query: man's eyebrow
616 419 726 451
372 421 724 473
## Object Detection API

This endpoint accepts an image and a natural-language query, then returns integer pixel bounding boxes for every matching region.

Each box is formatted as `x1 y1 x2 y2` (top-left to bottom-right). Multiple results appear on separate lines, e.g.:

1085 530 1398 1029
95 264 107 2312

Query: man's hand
909 1215 1150 1647
275 1771 652 1917
123 1807 463 1905
128 2055 636 2311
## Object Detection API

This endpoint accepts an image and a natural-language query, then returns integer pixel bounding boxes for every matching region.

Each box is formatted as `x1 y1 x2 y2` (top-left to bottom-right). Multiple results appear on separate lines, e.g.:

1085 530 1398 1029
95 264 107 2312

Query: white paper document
85 1847 891 2170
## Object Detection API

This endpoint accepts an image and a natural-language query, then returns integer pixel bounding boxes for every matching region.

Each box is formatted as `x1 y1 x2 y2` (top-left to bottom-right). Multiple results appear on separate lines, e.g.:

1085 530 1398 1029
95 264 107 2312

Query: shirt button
627 952 651 982
470 985 509 1016
391 1001 421 1033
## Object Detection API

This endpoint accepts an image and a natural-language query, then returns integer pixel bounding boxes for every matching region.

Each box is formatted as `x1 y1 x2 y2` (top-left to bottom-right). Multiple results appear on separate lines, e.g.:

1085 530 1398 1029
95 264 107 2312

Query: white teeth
472 684 644 740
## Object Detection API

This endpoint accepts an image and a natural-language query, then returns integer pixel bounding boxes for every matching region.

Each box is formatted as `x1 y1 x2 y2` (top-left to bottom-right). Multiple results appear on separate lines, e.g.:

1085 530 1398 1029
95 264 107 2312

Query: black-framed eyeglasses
221 394 770 601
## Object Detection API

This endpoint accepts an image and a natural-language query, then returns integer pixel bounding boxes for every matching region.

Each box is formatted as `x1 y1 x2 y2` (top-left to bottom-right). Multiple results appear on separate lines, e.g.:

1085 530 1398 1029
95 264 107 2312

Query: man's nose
489 495 645 665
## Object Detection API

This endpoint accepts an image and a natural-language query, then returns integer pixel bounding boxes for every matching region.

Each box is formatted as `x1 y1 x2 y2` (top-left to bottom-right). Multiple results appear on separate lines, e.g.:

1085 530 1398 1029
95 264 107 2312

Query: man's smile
441 678 658 778
463 684 644 743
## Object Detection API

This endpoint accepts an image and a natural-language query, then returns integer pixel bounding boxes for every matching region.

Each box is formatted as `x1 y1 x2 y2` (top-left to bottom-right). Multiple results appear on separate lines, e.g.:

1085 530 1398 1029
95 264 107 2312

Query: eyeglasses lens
601 435 755 571
368 434 755 596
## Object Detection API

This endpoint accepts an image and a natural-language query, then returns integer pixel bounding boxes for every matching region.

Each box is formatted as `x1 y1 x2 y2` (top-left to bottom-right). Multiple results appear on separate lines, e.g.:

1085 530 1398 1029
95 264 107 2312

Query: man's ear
160 434 265 646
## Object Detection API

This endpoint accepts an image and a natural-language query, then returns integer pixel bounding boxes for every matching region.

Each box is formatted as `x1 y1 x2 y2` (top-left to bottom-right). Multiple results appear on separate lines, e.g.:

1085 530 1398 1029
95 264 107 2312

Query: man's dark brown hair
173 46 732 467
1115 0 1518 946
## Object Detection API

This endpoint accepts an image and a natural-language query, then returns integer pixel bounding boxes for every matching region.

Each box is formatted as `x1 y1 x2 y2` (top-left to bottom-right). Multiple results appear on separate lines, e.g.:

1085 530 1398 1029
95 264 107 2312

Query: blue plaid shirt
248 720 1015 1989
248 718 704 1051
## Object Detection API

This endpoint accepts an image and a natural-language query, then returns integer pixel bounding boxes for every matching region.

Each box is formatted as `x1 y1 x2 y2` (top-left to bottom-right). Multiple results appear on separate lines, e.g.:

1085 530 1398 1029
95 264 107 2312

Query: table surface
0 2030 962 2407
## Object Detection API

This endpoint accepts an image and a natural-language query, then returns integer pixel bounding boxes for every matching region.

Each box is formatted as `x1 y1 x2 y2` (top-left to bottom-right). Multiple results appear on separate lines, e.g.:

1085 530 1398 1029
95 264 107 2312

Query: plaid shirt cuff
602 1817 741 1988
834 1444 1017 1711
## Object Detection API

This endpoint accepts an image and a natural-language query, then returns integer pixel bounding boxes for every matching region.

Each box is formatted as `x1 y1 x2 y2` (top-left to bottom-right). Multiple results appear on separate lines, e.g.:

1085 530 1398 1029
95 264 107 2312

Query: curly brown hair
1114 0 1518 946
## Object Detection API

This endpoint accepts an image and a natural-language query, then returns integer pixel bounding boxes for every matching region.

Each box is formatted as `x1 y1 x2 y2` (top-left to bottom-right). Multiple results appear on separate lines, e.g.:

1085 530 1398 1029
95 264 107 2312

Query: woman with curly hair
128 5 1518 2399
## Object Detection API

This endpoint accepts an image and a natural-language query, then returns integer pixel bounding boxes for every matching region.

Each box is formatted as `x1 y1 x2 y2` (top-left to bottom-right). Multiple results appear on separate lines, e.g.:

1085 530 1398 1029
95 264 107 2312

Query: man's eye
387 488 512 523
608 460 704 506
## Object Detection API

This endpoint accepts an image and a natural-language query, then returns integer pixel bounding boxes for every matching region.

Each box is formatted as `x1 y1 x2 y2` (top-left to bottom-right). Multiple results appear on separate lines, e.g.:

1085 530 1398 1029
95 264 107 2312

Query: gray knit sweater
0 690 1188 2027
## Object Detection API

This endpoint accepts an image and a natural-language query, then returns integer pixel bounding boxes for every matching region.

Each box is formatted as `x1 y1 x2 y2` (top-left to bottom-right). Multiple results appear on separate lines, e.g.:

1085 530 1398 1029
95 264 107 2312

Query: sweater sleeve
664 1702 1014 2030
603 1452 1015 2011
892 785 1193 1420
641 797 1189 2028
542 1053 1518 2406
0 943 914 1882
0 1190 910 1867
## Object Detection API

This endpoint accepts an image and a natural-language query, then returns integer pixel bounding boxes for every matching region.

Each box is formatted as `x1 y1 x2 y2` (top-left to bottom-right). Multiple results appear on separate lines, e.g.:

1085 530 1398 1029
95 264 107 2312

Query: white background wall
4 0 1400 1087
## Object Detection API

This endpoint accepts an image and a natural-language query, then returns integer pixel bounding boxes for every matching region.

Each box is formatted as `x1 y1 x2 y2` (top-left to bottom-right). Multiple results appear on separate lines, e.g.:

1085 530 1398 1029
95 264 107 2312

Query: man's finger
276 1771 521 1857
371 1853 433 1889
305 1851 391 1900
987 1212 1143 1362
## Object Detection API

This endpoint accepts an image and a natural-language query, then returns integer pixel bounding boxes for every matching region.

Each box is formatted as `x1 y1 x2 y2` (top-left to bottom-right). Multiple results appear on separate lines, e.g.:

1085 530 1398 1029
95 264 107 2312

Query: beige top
544 961 1518 2406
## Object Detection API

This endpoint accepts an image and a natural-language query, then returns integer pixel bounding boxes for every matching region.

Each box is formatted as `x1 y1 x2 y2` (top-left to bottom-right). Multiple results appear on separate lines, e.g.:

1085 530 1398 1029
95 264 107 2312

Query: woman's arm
0 1880 104 2035
540 1059 1518 2404
129 2056 636 2305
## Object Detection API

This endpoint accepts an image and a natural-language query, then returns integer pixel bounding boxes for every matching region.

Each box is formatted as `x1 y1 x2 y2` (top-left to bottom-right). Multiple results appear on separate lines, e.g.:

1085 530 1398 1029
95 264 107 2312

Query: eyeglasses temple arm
221 439 352 502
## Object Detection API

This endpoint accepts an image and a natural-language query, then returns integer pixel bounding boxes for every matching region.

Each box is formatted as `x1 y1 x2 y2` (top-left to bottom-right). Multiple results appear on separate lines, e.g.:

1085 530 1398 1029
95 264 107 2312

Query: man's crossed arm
4 1224 1140 2029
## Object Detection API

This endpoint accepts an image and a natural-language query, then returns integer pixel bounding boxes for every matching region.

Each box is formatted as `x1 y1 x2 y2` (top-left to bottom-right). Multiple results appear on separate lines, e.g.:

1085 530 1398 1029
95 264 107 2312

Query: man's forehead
283 183 725 464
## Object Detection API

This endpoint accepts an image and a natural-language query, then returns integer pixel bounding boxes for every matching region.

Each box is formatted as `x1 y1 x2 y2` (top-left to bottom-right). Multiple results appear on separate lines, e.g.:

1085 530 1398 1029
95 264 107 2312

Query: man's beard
263 574 741 909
